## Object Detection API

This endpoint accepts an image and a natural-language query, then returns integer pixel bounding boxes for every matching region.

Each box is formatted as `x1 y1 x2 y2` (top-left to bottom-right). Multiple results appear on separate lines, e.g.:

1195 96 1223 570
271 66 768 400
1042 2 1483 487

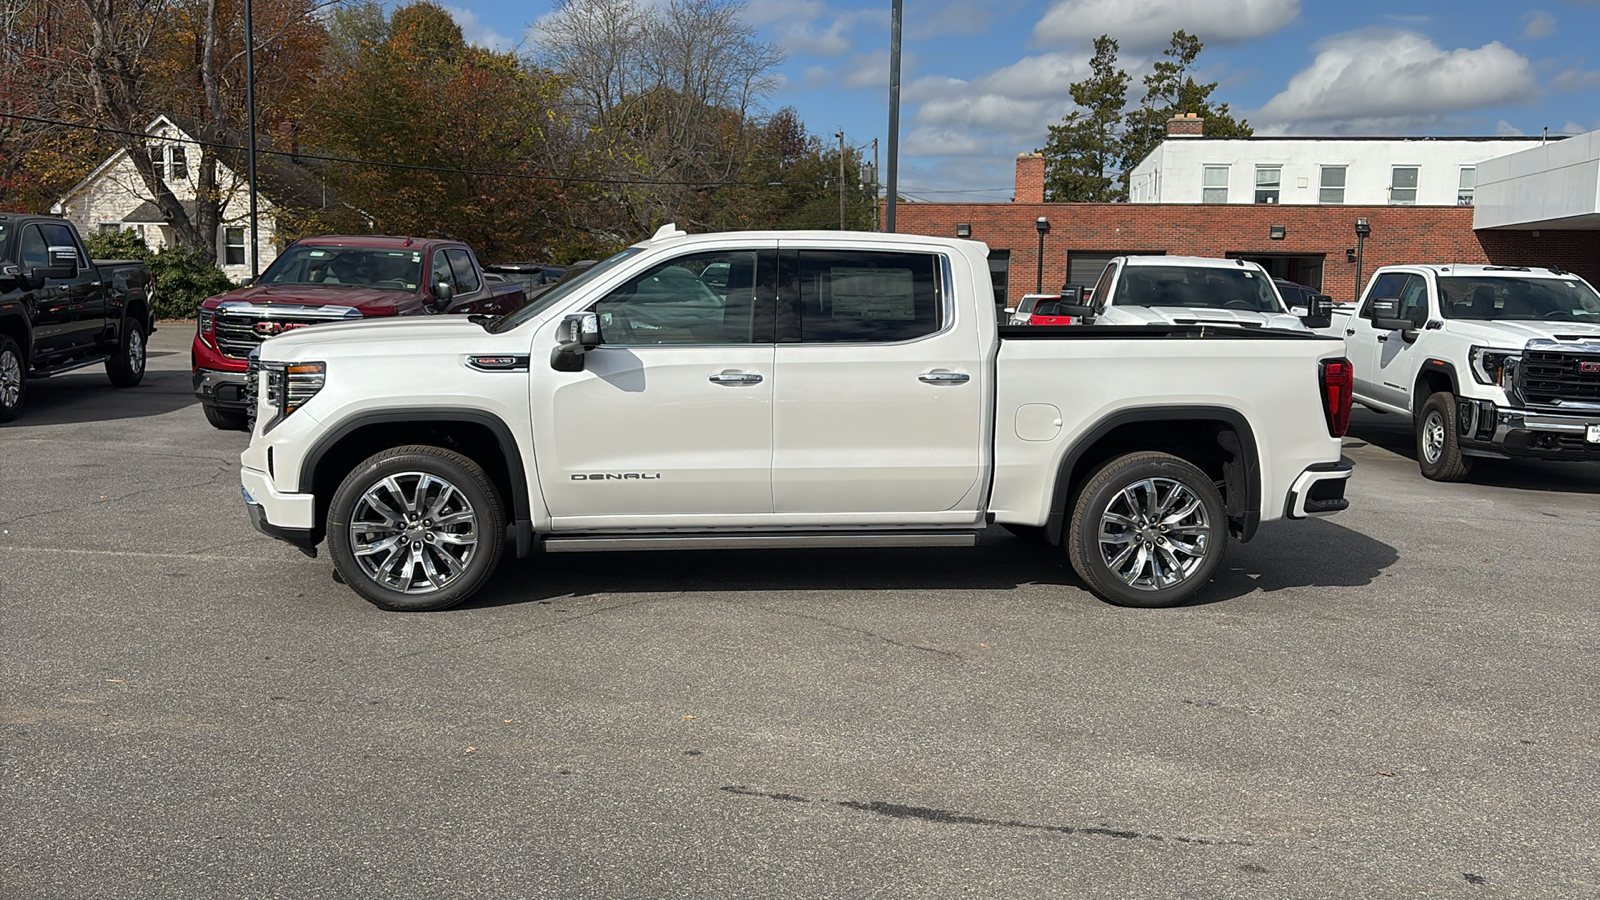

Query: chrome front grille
212 301 364 359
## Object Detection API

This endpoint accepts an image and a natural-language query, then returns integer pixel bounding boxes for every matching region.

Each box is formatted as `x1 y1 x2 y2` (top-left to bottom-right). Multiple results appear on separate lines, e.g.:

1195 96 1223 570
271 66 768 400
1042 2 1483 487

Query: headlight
197 309 215 346
262 361 325 432
1469 346 1520 386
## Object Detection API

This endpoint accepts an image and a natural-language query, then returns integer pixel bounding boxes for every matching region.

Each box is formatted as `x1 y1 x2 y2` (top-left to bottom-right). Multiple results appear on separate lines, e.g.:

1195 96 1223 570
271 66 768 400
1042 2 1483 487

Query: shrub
83 229 237 319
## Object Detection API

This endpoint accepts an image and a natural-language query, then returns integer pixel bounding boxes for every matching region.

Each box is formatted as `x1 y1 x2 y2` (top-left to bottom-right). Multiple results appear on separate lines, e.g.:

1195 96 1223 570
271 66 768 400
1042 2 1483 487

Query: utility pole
244 0 259 280
837 130 846 230
886 0 901 232
872 138 879 231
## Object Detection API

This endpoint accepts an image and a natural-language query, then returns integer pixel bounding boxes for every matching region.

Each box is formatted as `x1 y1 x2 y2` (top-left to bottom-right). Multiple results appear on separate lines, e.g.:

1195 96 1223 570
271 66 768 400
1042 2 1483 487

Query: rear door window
792 250 940 343
445 248 481 293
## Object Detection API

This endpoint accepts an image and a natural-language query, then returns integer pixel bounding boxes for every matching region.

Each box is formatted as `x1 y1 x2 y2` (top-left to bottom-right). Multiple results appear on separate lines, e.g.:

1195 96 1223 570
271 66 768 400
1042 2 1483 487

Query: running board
32 355 110 378
542 531 980 553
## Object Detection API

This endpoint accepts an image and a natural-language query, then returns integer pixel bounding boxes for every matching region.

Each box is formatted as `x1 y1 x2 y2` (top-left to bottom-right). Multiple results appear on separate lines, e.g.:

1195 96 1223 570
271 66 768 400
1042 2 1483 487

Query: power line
0 111 790 189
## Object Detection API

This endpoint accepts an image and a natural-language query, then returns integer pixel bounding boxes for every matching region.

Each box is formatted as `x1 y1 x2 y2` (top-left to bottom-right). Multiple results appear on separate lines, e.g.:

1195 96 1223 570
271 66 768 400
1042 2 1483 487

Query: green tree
1041 35 1129 202
1120 30 1252 180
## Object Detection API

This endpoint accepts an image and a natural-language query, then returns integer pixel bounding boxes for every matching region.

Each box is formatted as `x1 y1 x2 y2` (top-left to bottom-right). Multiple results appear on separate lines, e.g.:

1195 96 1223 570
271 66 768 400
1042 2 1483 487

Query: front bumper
1456 400 1600 460
194 367 251 410
241 467 319 557
1284 458 1353 519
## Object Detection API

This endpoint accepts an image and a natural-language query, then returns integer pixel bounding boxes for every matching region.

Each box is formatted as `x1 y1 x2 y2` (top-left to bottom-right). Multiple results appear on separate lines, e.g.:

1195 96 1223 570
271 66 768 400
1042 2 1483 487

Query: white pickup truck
1331 264 1600 481
1059 255 1332 331
238 227 1355 611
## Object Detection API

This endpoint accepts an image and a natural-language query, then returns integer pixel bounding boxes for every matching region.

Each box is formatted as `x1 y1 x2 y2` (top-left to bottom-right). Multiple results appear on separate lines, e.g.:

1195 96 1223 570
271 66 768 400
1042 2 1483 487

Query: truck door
770 248 983 519
1346 271 1411 405
539 246 777 523
16 223 95 355
1369 273 1431 410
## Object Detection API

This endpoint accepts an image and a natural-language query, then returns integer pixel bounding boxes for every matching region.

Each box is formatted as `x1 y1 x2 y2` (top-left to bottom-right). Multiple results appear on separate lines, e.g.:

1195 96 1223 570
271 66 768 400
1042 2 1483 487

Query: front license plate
1588 424 1600 444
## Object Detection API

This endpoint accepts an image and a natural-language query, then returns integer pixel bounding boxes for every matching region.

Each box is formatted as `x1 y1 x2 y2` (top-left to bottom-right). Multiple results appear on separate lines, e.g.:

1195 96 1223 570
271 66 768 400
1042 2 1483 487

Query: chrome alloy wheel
1097 477 1211 591
348 472 479 594
1421 409 1446 465
127 327 145 375
0 348 20 409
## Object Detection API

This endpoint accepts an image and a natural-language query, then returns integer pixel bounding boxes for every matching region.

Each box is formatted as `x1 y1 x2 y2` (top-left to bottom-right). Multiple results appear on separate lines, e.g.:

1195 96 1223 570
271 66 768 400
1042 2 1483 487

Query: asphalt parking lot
3 325 1597 899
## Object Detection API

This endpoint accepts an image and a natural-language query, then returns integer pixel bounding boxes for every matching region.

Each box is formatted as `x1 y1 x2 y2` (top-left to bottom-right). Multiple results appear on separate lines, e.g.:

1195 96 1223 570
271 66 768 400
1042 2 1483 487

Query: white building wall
51 118 280 281
1128 138 1547 206
1474 130 1600 229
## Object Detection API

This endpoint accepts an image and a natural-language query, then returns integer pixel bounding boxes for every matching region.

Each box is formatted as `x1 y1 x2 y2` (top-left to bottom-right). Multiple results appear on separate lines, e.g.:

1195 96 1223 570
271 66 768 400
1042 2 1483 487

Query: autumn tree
1042 35 1129 202
0 0 108 211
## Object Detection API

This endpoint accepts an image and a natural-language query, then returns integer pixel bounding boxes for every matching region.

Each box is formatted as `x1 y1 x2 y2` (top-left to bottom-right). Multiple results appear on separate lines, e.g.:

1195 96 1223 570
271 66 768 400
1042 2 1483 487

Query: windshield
1115 266 1283 312
1438 275 1600 322
489 247 645 333
258 245 424 292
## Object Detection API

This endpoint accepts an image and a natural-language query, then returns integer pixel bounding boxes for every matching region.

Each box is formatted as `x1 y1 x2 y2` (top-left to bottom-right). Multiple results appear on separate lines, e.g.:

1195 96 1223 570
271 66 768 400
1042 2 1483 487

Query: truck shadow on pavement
5 364 200 428
1345 410 1600 495
460 518 1400 611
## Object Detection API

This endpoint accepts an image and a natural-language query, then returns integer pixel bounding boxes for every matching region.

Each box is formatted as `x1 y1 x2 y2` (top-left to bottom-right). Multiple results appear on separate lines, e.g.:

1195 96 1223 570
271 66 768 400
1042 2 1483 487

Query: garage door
1066 250 1164 290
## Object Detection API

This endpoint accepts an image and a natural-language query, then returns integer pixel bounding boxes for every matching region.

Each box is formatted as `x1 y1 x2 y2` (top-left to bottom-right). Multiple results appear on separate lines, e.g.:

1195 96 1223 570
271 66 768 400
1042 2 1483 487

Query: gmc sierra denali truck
1330 264 1600 481
238 226 1355 611
194 235 526 430
0 214 155 422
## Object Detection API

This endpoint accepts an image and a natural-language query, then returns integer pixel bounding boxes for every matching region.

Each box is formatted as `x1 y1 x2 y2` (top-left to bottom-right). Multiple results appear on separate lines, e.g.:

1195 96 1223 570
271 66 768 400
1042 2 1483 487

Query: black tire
1416 391 1473 482
203 404 250 431
106 318 146 387
326 445 505 612
0 334 25 423
1066 452 1227 608
1001 523 1051 544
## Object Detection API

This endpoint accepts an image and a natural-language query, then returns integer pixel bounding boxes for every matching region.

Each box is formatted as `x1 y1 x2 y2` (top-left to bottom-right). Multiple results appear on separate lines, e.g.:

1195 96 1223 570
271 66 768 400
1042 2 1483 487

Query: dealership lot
2 326 1597 899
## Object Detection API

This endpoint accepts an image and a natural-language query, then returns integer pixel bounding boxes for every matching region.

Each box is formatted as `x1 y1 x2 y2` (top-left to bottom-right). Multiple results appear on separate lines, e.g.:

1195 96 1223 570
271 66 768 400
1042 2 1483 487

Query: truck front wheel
1416 392 1473 482
0 335 24 422
327 445 506 611
1066 452 1226 608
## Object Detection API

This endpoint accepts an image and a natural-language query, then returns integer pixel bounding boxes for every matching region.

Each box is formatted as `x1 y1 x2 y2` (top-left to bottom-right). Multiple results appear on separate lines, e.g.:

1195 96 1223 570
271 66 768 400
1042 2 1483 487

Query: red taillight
1320 358 1354 437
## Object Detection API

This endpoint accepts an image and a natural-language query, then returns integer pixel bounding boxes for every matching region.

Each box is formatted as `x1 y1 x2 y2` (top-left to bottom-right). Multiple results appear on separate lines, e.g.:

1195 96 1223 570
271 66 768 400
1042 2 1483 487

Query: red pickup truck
192 235 526 429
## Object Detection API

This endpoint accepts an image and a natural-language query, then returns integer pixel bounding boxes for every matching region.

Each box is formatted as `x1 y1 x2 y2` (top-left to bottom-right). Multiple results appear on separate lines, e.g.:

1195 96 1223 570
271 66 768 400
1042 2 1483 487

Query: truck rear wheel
1416 392 1473 482
1066 452 1226 608
106 318 146 387
326 445 505 611
0 335 24 423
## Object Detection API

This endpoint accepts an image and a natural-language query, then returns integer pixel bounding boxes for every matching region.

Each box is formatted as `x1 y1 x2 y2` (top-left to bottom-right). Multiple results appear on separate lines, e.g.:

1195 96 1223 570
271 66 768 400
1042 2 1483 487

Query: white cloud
742 0 884 57
445 5 517 53
1032 0 1298 50
1496 120 1525 136
900 52 1095 158
909 4 994 39
1522 10 1557 38
1552 66 1600 91
1255 30 1537 131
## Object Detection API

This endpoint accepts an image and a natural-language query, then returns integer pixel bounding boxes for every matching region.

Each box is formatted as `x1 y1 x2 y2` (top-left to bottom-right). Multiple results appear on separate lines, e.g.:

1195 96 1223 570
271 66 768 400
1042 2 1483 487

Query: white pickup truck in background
237 226 1355 611
1330 264 1600 481
1058 255 1333 331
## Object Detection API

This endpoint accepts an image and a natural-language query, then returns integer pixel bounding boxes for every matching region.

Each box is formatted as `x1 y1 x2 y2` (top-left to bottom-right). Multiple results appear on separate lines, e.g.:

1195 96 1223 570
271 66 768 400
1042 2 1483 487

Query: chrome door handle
709 372 762 385
918 372 970 384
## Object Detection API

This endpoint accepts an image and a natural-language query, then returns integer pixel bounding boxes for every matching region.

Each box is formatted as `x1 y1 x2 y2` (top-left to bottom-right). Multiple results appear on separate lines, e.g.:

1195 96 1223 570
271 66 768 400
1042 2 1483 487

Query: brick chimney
1166 112 1204 137
1014 152 1045 203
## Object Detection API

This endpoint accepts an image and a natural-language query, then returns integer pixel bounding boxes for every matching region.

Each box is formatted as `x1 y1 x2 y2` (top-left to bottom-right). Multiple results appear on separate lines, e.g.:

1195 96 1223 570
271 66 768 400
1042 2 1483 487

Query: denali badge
572 473 662 480
254 321 308 336
1581 361 1600 374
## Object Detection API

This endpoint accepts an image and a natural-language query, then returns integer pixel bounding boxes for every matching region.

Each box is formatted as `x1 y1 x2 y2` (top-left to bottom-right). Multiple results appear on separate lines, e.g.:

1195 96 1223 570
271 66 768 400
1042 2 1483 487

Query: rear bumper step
542 531 980 553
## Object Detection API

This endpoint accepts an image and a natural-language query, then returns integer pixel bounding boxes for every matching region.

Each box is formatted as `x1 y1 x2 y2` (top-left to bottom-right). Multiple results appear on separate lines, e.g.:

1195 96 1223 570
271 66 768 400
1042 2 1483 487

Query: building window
1254 166 1281 204
169 145 187 182
1390 166 1419 205
1319 166 1346 204
99 223 121 234
224 227 246 266
1457 167 1476 206
147 146 166 180
1202 166 1229 203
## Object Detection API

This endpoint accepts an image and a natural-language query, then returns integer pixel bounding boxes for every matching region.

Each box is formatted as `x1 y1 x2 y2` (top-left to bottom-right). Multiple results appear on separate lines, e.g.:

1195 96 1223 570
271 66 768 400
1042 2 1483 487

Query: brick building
890 127 1600 307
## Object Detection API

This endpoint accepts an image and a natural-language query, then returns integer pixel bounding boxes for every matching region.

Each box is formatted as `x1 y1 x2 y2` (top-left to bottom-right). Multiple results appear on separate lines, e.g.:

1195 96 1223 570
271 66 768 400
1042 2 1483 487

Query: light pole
1354 217 1370 303
1035 216 1050 293
885 0 901 232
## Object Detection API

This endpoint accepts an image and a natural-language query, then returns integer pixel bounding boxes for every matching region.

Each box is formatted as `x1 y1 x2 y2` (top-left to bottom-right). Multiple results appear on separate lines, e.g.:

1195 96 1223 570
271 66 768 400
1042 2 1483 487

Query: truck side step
31 355 109 378
542 531 980 553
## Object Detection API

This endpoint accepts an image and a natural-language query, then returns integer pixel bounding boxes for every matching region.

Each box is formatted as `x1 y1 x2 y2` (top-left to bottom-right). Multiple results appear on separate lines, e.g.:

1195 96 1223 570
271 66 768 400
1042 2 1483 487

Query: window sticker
309 250 327 257
1243 272 1254 278
829 267 915 320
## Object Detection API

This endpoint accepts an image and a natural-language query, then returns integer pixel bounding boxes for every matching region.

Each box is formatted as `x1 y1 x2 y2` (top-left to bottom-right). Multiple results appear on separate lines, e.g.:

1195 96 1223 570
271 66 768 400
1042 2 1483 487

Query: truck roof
1374 264 1576 279
1120 255 1269 271
293 235 462 250
634 224 988 255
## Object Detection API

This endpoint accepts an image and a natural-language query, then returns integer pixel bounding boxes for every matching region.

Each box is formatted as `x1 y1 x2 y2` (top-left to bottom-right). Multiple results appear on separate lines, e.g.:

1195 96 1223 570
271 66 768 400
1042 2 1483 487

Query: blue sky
438 0 1600 201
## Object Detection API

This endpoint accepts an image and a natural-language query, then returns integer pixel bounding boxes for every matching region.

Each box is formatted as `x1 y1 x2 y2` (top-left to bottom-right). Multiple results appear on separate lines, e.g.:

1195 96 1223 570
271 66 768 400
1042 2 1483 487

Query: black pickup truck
0 214 155 422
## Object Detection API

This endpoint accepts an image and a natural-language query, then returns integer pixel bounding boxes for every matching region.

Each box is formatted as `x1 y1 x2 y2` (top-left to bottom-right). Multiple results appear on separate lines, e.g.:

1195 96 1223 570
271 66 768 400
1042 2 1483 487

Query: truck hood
1444 319 1600 347
1099 306 1308 331
204 283 420 314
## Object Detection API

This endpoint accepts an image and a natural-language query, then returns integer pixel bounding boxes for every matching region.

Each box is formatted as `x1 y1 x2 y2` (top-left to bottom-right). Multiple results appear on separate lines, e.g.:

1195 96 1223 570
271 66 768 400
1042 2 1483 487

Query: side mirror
1060 284 1086 303
1058 304 1096 322
433 279 454 308
238 276 254 287
550 312 603 372
1369 297 1410 332
31 245 79 281
1300 292 1334 329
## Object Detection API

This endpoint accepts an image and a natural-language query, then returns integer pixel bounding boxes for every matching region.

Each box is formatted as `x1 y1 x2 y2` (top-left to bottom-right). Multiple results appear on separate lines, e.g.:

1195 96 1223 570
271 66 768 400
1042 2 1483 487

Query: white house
1128 115 1549 208
50 115 302 280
